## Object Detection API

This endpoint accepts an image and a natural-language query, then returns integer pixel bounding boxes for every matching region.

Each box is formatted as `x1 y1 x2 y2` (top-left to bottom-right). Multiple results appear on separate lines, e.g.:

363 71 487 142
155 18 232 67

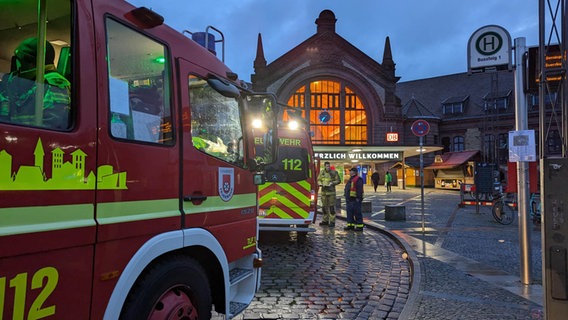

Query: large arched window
286 80 367 145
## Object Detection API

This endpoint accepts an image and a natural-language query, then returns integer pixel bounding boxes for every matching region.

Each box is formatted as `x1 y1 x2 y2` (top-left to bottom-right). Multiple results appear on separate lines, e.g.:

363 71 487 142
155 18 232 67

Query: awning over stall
424 150 479 170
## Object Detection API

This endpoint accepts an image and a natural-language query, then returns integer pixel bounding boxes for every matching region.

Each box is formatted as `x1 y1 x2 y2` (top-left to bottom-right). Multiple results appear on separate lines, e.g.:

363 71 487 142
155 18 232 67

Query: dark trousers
346 199 362 225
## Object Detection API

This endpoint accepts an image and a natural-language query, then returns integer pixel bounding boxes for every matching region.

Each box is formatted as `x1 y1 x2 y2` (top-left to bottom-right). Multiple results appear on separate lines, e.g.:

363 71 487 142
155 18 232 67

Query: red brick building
250 9 558 185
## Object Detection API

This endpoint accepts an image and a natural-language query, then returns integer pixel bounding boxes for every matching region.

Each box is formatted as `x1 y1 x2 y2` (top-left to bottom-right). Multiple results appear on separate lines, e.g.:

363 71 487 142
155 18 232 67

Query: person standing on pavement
317 161 341 227
371 170 380 192
385 171 393 192
344 167 364 231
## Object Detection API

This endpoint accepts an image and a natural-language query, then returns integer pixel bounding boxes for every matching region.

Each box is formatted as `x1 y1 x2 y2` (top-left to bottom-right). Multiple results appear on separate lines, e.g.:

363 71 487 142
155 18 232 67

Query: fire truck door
177 58 256 230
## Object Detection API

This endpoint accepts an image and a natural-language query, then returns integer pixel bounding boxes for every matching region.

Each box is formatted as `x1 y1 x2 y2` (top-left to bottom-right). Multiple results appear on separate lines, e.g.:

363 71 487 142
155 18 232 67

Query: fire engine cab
255 109 318 233
0 1 277 319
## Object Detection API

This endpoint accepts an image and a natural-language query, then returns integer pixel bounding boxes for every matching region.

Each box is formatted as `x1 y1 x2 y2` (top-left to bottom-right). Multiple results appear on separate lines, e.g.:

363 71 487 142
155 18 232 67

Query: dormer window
442 96 468 115
483 90 511 111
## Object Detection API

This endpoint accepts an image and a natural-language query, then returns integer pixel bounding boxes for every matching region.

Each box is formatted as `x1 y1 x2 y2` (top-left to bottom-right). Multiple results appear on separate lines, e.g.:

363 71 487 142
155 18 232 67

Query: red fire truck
0 1 277 319
255 112 318 232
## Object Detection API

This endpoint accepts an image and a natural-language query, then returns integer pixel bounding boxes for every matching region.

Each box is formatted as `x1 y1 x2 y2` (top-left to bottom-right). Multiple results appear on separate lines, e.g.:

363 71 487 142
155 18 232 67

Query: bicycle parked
491 192 516 225
491 191 541 225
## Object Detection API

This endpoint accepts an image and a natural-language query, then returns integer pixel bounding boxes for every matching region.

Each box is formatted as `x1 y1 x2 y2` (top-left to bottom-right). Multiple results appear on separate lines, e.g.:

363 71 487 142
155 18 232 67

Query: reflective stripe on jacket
349 176 360 197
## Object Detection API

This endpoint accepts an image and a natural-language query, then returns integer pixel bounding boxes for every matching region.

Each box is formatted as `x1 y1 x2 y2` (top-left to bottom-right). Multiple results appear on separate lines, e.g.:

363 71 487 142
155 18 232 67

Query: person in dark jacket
371 170 380 192
344 167 364 231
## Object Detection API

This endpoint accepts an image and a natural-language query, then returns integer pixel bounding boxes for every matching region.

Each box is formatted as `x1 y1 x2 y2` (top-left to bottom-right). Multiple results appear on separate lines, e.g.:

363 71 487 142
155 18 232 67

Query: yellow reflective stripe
278 197 309 217
258 183 272 192
184 193 257 213
278 183 310 205
258 189 276 206
1 193 257 236
295 180 311 191
0 204 95 236
97 198 179 224
263 205 309 219
98 193 257 224
268 206 294 219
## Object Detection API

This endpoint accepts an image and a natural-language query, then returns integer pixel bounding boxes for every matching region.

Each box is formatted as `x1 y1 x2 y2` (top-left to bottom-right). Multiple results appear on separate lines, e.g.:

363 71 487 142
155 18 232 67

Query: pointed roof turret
382 36 395 73
254 33 267 72
315 10 336 34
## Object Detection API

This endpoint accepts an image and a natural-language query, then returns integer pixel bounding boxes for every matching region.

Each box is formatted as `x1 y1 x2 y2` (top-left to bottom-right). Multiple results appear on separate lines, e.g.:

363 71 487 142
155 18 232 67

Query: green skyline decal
0 138 127 190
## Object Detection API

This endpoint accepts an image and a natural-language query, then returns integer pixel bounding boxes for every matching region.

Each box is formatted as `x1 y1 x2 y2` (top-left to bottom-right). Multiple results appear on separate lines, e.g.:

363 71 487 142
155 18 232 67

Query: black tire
492 200 504 222
120 256 212 320
492 200 515 225
500 203 516 225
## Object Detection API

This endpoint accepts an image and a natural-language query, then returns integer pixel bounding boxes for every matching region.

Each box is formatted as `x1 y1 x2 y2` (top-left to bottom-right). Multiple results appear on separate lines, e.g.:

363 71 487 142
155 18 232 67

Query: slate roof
402 96 440 119
396 70 515 120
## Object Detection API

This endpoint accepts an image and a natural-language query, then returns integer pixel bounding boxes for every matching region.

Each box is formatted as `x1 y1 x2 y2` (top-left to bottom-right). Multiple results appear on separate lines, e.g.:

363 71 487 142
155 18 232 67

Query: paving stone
212 187 544 320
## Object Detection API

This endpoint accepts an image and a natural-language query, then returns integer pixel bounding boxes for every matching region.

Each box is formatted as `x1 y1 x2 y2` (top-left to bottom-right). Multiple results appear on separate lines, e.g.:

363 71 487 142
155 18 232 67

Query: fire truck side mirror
263 129 278 165
253 173 265 185
206 76 240 98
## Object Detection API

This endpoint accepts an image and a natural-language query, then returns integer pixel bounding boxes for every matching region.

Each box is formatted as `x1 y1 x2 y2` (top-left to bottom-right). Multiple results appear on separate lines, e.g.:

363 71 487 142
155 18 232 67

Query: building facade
250 9 558 186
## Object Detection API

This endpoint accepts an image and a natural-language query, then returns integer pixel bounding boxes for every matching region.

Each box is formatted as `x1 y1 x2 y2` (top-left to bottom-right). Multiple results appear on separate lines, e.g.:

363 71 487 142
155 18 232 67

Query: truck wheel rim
149 285 198 320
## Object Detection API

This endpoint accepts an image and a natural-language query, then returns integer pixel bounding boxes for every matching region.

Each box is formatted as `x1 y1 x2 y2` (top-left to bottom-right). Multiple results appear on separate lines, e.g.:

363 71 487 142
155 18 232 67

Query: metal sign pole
411 119 429 234
420 136 425 233
514 37 532 285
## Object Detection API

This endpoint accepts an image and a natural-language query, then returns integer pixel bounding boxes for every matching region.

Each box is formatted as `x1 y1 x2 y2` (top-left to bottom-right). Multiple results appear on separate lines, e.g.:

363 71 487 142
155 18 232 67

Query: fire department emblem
218 167 235 202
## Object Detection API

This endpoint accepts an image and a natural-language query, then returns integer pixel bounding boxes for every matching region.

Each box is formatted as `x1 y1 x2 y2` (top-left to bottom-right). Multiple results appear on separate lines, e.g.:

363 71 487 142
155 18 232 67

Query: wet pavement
223 185 544 319
362 186 543 319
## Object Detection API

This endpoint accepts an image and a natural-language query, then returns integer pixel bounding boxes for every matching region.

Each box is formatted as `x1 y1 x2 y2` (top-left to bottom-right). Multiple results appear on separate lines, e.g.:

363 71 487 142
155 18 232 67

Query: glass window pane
189 76 244 165
0 0 72 130
106 18 173 144
286 80 367 145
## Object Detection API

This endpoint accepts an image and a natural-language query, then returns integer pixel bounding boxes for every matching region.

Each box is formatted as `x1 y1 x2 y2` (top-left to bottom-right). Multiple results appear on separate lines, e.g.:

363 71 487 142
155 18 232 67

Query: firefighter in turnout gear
317 161 341 227
344 167 364 231
0 38 71 129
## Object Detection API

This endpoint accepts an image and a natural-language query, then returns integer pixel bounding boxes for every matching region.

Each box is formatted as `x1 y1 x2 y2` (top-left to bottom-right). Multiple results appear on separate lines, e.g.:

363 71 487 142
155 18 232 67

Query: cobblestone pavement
217 186 545 319
362 186 544 319
224 220 412 319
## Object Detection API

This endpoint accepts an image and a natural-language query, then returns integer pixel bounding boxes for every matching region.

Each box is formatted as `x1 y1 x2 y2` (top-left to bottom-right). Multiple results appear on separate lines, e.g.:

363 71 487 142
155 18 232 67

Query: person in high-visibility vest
344 167 364 231
317 161 341 227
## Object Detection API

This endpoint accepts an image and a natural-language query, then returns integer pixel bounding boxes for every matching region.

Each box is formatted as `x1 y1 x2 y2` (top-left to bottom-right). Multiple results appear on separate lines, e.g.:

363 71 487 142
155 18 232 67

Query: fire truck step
229 267 253 286
229 301 249 317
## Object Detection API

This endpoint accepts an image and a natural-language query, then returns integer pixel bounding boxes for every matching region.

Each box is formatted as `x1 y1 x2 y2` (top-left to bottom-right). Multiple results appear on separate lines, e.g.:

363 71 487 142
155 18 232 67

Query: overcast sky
128 0 538 83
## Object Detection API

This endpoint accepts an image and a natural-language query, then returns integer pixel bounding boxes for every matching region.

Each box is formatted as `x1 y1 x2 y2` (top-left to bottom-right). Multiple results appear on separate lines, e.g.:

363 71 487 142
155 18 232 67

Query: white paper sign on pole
508 130 536 162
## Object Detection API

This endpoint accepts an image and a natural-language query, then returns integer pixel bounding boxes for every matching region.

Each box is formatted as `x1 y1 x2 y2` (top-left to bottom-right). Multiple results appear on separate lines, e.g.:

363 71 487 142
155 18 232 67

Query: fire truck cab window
0 0 72 130
189 76 244 166
105 18 173 145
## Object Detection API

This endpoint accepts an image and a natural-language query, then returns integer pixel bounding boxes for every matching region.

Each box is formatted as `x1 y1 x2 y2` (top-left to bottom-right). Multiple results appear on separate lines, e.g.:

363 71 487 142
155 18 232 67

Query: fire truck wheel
120 255 212 320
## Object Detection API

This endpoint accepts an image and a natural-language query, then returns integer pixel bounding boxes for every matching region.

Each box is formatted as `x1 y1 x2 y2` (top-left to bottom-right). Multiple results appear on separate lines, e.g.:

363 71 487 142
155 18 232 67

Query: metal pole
514 37 532 285
420 136 425 233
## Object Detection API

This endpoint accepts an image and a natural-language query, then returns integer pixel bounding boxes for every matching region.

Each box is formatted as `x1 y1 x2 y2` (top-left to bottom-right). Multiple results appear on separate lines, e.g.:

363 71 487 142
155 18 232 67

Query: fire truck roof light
124 7 164 29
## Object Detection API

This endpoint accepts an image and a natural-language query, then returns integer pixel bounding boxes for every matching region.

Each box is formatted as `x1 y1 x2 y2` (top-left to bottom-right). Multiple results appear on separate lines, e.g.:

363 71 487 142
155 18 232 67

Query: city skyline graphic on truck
0 138 127 190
